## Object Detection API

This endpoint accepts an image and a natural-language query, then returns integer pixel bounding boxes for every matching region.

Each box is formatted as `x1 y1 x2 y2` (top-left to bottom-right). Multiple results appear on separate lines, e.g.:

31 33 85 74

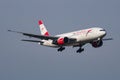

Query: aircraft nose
100 29 107 36
103 31 107 36
99 29 107 37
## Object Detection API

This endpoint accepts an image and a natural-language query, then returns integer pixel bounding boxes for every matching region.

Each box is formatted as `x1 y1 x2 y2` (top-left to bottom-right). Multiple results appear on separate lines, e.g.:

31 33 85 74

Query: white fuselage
8 20 111 53
42 27 106 47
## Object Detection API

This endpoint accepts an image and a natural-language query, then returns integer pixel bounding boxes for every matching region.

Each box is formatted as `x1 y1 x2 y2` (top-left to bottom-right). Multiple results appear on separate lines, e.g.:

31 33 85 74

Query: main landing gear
57 46 84 53
73 45 84 53
57 47 65 52
76 47 84 53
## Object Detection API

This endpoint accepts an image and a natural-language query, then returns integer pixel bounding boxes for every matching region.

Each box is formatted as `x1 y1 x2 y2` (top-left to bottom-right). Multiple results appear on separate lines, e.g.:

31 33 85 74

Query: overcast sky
0 0 120 80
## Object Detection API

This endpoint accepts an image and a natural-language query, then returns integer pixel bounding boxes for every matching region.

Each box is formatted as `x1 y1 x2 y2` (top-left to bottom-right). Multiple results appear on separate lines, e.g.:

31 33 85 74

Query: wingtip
8 30 14 32
8 30 15 32
8 30 11 32
103 38 113 41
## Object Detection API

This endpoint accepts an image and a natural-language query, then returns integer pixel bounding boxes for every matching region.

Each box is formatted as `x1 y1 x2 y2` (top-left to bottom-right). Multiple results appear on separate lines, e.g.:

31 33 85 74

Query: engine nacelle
91 40 103 48
53 37 69 45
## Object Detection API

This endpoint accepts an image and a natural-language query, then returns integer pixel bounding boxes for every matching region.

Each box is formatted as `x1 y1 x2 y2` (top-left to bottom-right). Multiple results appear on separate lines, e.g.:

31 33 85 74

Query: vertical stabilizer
38 20 50 36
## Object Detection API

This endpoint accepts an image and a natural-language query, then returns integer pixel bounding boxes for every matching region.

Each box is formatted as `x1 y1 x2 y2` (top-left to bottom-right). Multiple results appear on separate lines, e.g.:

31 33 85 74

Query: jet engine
53 37 69 45
91 40 103 48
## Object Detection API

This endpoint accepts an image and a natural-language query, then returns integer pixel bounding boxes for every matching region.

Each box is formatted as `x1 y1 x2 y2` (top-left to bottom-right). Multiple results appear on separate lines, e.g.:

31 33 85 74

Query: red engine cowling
53 37 69 45
91 40 103 48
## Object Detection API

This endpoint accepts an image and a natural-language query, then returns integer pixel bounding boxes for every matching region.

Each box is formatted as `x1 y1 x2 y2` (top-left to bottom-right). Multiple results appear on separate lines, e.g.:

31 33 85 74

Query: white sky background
0 0 120 80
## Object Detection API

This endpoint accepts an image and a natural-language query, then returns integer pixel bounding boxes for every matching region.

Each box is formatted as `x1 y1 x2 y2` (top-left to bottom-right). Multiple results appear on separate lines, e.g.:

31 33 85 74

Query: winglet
38 20 43 25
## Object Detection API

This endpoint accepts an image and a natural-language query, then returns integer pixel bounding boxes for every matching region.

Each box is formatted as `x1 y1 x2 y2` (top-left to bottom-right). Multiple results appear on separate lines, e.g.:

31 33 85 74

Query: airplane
8 20 113 53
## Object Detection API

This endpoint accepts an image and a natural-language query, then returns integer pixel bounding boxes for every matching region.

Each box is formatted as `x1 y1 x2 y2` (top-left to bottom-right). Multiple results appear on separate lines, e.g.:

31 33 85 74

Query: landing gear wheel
57 47 65 52
76 48 84 53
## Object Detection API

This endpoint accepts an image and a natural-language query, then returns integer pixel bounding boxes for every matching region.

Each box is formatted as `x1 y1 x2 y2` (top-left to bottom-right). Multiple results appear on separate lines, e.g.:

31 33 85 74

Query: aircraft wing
8 30 58 40
8 30 76 41
21 39 44 43
103 38 113 41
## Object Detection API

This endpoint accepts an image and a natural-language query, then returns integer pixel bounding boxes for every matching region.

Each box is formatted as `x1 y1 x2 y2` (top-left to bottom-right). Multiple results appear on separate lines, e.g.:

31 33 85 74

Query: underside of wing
21 39 44 43
102 38 113 41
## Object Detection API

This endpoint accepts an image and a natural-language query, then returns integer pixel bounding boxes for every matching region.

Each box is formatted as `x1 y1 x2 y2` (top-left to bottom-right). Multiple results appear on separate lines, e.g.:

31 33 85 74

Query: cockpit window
100 29 106 31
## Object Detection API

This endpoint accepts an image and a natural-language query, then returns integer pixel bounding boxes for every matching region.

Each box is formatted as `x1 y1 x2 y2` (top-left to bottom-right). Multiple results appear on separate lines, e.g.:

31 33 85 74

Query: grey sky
0 0 120 80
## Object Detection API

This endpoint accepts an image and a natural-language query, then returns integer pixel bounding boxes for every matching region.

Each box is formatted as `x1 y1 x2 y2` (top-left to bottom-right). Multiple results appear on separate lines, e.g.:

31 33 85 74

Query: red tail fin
38 20 50 36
